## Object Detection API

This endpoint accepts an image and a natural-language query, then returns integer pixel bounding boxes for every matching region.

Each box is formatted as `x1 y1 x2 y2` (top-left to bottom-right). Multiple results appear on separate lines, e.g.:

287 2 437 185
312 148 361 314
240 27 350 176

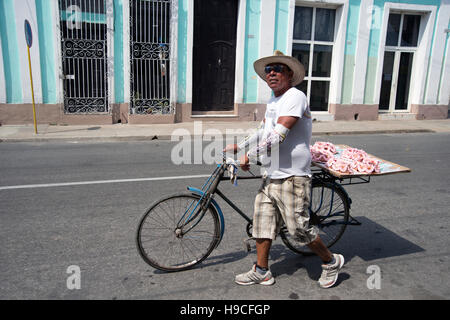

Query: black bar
215 188 252 224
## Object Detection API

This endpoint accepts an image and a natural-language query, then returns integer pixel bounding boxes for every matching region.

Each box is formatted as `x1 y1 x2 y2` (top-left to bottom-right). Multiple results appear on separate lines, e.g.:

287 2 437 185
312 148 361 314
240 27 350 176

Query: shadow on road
268 216 425 282
152 216 424 287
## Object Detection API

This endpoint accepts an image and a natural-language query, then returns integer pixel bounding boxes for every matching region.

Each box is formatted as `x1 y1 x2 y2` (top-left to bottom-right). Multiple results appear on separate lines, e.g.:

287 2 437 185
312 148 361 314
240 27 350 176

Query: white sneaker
319 254 344 288
235 264 275 286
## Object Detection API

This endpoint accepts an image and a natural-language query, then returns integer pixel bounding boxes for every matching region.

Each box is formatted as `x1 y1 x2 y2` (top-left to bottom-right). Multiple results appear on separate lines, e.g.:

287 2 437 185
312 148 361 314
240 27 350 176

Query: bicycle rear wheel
281 181 350 255
136 193 221 272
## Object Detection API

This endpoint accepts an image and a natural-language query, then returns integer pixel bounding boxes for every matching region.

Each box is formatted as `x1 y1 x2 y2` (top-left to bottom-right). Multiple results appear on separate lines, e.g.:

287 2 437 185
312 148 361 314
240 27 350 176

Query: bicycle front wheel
281 181 350 255
136 193 221 272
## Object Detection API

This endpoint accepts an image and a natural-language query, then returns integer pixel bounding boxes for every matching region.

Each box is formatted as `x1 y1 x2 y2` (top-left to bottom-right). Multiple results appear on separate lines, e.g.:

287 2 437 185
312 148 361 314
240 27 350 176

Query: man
224 51 344 288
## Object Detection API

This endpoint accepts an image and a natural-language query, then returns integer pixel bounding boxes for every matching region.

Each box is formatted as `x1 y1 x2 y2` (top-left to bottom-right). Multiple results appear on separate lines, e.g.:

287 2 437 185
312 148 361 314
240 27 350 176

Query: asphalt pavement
0 132 449 301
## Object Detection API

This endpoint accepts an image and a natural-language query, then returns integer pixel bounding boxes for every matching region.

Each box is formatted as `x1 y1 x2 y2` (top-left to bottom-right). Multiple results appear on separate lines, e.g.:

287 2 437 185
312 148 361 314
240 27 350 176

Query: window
292 6 335 111
379 13 420 111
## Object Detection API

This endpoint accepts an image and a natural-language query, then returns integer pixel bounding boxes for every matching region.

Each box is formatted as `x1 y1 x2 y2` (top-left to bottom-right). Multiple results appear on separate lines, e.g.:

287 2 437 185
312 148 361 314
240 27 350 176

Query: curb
0 129 436 143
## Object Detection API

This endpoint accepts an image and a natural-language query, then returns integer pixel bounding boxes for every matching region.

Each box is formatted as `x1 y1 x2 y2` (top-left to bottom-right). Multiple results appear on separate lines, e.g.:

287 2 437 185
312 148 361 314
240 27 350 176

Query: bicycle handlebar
221 152 262 184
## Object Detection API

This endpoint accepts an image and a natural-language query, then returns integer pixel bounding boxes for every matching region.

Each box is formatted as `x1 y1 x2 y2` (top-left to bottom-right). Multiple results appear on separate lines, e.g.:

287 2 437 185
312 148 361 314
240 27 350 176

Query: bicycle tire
280 181 350 256
136 192 221 272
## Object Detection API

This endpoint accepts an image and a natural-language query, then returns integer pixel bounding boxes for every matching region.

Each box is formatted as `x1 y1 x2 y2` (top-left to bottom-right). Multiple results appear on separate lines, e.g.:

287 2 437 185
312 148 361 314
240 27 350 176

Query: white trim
292 39 334 45
373 3 437 111
234 0 246 104
384 46 417 52
170 0 178 110
257 0 277 103
106 0 114 106
290 1 346 108
123 0 130 104
54 2 64 104
328 1 348 104
286 0 296 56
185 0 194 104
311 111 334 121
14 0 43 104
439 35 450 105
389 51 401 110
352 0 374 105
425 2 450 104
295 0 346 9
0 37 6 103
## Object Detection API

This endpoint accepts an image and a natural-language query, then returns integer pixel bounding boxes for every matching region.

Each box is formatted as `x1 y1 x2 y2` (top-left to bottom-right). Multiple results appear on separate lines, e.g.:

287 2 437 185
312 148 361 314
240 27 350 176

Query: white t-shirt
262 87 312 179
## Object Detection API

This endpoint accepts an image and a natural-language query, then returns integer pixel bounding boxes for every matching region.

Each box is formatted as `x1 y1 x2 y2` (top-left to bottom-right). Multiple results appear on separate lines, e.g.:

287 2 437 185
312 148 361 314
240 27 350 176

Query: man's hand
239 153 250 171
223 144 239 154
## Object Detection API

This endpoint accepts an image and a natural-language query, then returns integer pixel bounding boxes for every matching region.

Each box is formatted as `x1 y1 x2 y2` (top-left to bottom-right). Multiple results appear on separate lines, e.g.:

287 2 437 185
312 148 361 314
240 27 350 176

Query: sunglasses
264 64 286 74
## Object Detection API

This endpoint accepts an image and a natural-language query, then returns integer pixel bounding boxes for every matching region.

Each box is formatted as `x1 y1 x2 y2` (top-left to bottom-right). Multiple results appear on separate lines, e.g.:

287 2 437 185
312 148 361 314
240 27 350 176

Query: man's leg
235 238 275 286
256 238 272 269
287 176 344 288
307 235 344 288
306 235 333 263
235 186 276 286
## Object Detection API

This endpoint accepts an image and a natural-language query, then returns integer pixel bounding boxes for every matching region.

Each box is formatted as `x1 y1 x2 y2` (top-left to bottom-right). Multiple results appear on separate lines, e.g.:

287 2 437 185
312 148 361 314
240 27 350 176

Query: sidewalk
0 119 449 142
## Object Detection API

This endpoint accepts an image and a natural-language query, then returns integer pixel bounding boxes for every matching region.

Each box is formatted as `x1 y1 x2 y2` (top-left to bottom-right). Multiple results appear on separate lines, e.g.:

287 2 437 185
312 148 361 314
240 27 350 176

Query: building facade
0 0 448 125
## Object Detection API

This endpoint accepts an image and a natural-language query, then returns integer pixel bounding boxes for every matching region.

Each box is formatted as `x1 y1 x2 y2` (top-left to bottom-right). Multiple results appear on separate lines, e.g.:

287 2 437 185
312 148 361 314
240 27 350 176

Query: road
0 132 449 300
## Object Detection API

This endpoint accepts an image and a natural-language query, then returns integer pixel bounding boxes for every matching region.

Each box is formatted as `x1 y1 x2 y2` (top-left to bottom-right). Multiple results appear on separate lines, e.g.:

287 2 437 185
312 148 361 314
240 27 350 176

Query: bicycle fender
187 187 225 245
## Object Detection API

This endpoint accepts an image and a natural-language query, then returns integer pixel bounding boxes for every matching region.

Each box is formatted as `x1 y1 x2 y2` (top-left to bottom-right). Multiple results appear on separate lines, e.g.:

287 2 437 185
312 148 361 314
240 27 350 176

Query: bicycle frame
178 162 367 248
185 163 260 246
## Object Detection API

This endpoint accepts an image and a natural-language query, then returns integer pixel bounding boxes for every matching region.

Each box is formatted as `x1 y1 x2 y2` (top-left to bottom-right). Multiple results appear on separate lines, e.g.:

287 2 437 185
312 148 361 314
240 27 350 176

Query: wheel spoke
137 194 220 271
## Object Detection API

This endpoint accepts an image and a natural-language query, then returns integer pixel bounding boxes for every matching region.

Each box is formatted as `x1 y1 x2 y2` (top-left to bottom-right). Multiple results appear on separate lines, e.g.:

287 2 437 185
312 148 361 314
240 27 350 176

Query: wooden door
192 0 238 111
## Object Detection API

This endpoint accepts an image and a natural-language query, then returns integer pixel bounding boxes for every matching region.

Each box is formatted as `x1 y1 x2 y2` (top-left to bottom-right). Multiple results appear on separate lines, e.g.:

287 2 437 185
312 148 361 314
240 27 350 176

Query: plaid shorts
252 176 318 245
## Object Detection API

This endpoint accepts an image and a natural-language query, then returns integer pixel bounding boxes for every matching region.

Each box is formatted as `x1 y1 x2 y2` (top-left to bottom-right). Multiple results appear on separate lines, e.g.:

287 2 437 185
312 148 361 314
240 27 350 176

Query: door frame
185 0 245 107
382 48 416 112
374 3 437 113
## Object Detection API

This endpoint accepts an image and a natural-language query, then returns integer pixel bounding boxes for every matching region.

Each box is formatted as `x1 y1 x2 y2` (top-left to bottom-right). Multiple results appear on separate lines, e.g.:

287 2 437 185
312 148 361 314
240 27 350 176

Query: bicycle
136 157 366 272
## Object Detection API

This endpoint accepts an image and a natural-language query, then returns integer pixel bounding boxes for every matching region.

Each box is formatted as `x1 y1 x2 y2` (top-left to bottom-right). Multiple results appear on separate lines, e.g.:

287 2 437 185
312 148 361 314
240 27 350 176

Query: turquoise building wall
0 0 448 122
0 0 22 103
243 0 261 103
177 0 188 103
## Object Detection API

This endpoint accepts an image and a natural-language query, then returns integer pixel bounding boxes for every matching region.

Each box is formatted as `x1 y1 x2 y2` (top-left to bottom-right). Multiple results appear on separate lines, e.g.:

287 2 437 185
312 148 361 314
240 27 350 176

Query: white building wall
351 0 373 105
14 0 42 104
425 2 450 105
256 0 276 104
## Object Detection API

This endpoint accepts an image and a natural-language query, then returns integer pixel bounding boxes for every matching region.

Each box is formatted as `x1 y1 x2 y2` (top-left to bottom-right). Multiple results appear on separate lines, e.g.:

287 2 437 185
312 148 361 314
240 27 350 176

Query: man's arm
223 119 265 154
240 116 298 170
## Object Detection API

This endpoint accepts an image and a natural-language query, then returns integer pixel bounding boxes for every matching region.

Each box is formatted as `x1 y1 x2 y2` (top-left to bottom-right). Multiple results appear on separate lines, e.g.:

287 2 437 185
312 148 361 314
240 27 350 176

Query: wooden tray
312 144 411 179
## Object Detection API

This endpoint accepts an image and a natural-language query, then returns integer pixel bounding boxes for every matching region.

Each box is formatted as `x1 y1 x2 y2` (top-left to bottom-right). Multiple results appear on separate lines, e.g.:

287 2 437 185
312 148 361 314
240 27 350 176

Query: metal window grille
59 0 109 113
130 0 172 114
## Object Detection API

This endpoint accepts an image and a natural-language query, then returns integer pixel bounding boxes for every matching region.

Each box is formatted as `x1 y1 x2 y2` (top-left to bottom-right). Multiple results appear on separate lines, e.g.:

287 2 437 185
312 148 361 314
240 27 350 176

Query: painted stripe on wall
257 0 276 103
35 0 57 104
274 0 289 53
234 0 247 103
0 33 5 103
122 0 130 103
437 18 450 105
114 0 124 103
243 0 261 103
341 0 360 104
352 0 373 105
0 0 22 103
177 0 188 103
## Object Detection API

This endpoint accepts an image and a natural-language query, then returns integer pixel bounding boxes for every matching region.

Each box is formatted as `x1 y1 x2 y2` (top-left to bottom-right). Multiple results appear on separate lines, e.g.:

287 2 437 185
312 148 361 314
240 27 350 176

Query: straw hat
253 50 305 86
